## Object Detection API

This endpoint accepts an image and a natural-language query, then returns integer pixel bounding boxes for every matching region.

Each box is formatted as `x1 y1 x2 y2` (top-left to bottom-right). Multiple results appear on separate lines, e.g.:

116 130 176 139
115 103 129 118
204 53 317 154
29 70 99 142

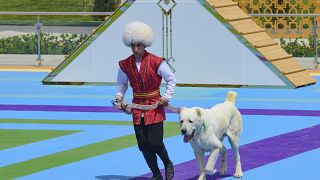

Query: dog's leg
219 145 227 175
228 134 243 178
204 148 219 175
204 137 223 175
194 151 206 180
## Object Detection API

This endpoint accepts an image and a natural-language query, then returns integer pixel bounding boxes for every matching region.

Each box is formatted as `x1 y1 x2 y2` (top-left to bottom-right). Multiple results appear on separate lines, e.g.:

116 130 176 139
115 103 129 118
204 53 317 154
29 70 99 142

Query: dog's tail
225 91 237 104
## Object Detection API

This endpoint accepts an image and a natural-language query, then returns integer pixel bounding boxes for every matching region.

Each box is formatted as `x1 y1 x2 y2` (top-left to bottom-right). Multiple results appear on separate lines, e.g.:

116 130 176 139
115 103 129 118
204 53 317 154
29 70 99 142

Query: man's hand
158 97 168 107
112 95 132 114
113 95 123 110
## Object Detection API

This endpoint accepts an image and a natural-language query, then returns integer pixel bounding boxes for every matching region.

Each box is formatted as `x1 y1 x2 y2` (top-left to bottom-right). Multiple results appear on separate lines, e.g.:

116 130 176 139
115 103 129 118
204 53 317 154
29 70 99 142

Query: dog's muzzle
181 129 187 135
183 129 195 143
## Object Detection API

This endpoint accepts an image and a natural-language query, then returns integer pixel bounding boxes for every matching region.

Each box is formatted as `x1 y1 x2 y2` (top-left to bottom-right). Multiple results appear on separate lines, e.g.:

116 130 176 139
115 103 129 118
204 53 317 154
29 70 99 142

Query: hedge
280 36 320 57
0 33 88 55
1 33 319 57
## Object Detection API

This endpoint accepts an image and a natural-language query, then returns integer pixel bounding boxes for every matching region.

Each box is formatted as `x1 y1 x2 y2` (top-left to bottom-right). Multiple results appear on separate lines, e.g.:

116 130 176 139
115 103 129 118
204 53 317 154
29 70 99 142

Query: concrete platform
0 54 319 75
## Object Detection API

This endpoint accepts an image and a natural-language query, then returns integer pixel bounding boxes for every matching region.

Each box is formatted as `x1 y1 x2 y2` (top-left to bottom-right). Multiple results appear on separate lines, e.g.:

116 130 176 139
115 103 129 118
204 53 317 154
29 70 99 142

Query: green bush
280 36 320 57
2 33 318 57
0 33 88 55
93 0 120 20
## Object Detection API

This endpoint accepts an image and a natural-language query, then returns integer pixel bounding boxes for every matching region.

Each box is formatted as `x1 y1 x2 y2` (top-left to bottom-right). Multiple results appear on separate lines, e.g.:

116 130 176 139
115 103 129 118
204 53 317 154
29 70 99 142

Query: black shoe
151 173 163 180
165 163 174 180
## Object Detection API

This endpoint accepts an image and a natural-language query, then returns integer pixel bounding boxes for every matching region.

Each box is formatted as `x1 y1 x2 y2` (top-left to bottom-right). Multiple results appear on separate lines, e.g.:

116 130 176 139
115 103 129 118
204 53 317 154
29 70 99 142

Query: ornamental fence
234 0 320 38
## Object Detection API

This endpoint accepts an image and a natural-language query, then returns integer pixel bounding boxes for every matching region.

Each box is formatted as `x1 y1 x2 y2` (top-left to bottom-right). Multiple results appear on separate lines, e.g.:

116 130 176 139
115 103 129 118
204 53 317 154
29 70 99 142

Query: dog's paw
234 171 243 178
198 173 206 180
204 168 217 175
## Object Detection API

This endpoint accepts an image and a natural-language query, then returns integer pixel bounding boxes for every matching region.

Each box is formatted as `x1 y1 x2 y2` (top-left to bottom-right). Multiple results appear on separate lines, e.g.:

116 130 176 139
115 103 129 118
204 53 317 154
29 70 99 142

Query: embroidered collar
201 121 207 131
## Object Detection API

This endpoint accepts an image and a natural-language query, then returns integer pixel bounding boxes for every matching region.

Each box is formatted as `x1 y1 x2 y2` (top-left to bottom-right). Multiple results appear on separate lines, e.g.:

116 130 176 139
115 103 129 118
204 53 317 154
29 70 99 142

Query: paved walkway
0 54 65 72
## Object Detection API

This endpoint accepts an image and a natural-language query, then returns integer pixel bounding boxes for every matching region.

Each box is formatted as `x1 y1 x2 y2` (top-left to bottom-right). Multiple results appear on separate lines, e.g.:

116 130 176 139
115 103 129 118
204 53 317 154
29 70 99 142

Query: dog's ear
178 107 184 114
195 108 202 118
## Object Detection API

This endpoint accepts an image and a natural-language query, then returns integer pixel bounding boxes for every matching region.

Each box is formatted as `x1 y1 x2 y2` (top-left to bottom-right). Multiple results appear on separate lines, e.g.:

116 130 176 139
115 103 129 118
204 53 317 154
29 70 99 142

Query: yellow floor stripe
0 66 54 72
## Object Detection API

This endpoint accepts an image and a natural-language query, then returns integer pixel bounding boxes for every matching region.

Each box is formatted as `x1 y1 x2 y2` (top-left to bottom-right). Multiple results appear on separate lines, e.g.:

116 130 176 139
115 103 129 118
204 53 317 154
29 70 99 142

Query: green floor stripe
0 121 180 179
0 119 179 130
0 129 81 150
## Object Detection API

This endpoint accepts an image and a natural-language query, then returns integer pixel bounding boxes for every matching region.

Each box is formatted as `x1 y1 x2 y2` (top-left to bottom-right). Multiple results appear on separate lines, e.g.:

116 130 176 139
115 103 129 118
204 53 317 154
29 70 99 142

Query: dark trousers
134 118 172 175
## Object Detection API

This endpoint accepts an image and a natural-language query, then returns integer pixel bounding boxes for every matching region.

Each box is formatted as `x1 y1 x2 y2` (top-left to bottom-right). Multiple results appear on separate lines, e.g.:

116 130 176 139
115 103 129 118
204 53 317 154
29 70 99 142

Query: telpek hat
122 21 154 47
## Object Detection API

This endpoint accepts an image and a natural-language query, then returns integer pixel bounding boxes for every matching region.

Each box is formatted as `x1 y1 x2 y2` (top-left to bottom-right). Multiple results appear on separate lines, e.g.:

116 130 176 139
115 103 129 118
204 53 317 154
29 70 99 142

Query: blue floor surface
0 72 319 180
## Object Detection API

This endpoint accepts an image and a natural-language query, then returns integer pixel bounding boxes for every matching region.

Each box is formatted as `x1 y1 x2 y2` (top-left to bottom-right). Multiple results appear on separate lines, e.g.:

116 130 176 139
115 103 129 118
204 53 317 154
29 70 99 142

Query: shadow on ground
96 171 233 180
185 173 233 180
96 175 149 180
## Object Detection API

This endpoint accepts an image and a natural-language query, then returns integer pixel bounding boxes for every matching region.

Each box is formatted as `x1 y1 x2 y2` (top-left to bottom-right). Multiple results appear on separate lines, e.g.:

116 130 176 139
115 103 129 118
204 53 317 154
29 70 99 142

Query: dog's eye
180 120 183 124
189 120 193 123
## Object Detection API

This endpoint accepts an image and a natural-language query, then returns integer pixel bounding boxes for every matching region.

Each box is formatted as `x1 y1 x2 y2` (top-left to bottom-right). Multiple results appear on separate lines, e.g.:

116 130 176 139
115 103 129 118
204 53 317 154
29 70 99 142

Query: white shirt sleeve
157 61 176 101
116 68 128 97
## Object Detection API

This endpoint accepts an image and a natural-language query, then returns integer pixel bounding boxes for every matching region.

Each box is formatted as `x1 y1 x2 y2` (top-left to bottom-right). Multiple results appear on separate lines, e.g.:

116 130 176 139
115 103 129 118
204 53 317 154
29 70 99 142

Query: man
114 21 176 180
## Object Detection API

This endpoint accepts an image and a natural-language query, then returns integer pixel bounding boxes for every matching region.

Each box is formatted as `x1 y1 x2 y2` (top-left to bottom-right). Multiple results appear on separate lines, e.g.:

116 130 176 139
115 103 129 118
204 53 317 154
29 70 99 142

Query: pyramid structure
43 0 316 88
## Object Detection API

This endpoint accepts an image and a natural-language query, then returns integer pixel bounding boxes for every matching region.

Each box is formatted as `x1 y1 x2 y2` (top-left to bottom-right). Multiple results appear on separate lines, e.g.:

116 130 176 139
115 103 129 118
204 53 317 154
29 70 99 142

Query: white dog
179 91 243 179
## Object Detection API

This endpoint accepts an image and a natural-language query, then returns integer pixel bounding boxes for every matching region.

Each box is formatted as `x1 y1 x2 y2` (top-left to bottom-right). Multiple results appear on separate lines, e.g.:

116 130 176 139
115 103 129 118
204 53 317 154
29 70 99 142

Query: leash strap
112 99 179 114
166 104 179 113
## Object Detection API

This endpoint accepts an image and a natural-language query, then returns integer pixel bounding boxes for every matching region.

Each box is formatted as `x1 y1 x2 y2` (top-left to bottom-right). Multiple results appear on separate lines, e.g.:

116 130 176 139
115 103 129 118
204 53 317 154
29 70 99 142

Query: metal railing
250 13 320 68
0 11 113 16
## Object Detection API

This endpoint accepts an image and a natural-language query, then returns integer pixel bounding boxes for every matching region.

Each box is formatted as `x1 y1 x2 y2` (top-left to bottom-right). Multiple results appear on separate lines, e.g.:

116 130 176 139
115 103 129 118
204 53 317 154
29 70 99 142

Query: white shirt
116 60 176 101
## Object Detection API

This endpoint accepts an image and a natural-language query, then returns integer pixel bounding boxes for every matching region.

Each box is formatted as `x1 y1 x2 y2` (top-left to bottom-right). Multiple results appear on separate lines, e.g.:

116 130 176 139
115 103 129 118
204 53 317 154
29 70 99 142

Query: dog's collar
201 122 207 131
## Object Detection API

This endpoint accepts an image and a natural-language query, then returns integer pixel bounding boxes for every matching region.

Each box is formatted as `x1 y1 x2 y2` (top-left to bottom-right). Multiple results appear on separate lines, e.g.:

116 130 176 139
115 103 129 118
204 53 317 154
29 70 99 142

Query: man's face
131 43 145 59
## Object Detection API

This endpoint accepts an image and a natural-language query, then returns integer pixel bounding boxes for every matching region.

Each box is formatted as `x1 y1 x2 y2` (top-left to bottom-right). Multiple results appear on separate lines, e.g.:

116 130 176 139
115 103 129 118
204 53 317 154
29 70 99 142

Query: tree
93 0 120 12
93 0 120 20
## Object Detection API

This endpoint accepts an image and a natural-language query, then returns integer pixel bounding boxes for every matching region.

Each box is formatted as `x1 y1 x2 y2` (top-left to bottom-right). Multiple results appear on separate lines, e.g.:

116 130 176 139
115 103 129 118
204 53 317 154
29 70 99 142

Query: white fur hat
122 21 154 47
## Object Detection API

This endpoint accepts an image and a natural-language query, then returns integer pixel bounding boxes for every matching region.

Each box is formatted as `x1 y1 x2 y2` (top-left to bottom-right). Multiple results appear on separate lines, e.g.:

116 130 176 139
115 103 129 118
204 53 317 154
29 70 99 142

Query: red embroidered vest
119 51 166 125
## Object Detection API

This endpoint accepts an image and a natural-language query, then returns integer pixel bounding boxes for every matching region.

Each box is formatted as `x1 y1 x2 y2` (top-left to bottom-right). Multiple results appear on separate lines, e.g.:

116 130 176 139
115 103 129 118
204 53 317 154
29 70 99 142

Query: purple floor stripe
240 108 320 116
0 104 120 113
133 125 320 179
1 104 320 117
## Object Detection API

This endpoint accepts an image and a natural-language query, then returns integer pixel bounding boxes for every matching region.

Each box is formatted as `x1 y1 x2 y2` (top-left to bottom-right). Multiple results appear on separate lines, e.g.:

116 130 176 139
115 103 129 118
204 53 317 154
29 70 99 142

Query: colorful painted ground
0 71 319 180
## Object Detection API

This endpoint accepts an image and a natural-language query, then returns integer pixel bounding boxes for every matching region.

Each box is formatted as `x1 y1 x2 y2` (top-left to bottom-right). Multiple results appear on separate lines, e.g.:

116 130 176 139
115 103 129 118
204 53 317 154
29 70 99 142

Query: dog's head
178 107 203 143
